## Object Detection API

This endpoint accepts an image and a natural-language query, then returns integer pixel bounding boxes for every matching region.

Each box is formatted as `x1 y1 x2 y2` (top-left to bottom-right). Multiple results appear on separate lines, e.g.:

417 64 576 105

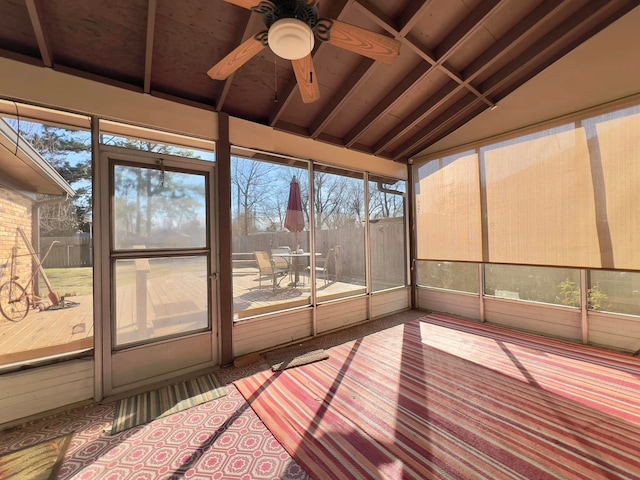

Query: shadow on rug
0 434 71 479
111 373 227 434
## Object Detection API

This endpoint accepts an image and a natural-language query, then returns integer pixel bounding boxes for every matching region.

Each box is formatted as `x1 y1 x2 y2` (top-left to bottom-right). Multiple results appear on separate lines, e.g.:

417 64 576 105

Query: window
588 270 640 315
482 125 600 267
484 264 580 307
415 151 482 262
113 166 207 250
100 120 215 161
0 113 93 367
369 178 406 292
113 256 208 346
111 163 211 347
230 150 311 319
416 102 640 272
314 166 366 301
416 261 479 294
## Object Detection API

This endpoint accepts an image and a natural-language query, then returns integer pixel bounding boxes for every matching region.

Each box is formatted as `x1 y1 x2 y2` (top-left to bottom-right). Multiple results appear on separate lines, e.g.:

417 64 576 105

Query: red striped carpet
234 314 640 479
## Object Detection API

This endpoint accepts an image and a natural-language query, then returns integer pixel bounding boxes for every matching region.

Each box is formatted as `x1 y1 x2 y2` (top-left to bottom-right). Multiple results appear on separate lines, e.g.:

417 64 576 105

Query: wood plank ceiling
0 0 637 162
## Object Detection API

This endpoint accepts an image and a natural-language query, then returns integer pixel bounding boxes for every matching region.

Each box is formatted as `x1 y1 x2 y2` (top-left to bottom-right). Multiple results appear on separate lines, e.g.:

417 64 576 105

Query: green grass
42 258 203 296
43 267 93 297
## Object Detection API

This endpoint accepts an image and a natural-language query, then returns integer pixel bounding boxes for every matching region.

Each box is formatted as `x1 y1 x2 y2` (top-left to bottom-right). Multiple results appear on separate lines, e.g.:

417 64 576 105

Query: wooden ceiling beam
372 82 458 155
24 0 52 68
373 0 567 155
435 0 505 63
461 0 568 83
345 0 506 147
344 62 431 147
392 0 635 160
481 0 623 95
302 0 427 139
402 0 509 105
353 0 399 35
216 11 259 112
333 2 435 148
398 0 433 35
402 36 493 109
309 58 375 138
305 0 404 139
143 0 157 94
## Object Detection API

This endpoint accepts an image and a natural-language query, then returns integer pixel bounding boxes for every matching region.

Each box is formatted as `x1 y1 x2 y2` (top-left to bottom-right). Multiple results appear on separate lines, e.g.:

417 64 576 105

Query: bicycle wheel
0 281 30 322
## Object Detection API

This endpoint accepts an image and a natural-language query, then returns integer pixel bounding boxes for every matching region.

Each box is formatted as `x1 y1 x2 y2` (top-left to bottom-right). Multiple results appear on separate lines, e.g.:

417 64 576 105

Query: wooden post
133 246 150 337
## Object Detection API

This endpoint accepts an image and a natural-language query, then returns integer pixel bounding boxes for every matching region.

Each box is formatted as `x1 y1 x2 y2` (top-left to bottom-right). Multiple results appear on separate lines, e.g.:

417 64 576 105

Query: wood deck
0 294 93 365
232 266 365 319
0 266 365 365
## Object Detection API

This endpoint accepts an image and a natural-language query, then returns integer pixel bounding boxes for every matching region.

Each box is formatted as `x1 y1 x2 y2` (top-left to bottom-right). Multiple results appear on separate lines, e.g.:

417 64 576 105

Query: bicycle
0 241 59 322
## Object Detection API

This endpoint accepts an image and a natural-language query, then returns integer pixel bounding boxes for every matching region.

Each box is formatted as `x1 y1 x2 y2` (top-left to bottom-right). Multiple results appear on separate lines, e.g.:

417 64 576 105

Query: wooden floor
0 267 365 365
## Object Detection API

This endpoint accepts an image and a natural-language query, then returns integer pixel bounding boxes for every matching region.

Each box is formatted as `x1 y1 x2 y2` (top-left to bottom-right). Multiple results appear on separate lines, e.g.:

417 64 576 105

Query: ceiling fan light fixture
268 18 314 60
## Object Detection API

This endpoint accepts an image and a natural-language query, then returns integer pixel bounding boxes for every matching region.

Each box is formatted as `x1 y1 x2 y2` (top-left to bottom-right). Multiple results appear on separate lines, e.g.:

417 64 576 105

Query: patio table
272 252 320 287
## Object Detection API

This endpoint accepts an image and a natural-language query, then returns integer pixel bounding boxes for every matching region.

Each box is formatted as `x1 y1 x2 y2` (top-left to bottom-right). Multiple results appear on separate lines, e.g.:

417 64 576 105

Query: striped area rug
111 373 227 434
235 314 640 479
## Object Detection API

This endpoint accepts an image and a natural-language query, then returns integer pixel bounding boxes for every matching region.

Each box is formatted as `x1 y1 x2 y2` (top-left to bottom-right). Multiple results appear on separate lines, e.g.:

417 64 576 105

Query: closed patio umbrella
284 175 305 247
284 176 305 286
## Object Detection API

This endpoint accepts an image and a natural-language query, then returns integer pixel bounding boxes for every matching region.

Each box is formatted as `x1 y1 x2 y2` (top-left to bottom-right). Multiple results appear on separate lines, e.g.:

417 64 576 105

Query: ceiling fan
207 0 401 104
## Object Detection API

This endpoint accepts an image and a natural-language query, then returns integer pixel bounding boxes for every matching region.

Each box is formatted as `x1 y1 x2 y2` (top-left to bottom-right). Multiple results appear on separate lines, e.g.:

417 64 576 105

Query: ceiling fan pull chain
309 25 313 84
274 55 279 102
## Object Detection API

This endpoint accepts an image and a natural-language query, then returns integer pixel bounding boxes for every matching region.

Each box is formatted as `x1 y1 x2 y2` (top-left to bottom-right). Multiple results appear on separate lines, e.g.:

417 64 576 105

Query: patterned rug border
0 434 72 479
111 373 227 434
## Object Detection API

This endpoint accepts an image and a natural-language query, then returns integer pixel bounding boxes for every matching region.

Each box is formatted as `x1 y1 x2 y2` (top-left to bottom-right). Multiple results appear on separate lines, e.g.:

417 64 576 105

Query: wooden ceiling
0 0 637 163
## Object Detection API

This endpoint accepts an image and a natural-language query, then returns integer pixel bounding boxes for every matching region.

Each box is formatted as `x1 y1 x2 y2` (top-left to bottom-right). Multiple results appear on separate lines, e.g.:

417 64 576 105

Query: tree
314 172 346 230
231 158 273 236
370 182 405 220
104 137 208 242
10 121 92 235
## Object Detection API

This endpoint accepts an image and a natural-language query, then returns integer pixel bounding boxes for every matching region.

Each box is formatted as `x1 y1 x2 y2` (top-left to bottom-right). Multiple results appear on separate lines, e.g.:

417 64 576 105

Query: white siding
484 298 582 342
0 359 94 426
233 309 313 357
317 297 368 334
372 288 410 319
588 311 640 353
417 288 481 320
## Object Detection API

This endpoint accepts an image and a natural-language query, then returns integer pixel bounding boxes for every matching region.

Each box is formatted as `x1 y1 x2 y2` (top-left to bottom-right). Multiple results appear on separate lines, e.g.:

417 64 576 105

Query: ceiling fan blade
221 0 260 9
292 55 320 104
326 19 400 64
207 34 267 80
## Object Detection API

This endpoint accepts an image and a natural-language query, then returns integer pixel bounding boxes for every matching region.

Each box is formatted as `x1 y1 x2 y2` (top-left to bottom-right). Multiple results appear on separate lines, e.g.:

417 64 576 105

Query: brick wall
0 185 33 284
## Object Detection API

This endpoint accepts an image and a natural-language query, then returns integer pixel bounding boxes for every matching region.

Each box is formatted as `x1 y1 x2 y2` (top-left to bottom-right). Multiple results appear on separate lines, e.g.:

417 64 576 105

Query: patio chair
254 251 288 290
271 246 294 284
314 247 334 285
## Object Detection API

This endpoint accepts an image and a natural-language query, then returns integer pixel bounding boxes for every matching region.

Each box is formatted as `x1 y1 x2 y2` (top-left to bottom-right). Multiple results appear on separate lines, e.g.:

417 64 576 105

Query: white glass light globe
268 18 315 60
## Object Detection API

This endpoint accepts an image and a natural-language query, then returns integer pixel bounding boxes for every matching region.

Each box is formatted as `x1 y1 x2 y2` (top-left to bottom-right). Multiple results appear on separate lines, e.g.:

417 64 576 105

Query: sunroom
0 0 639 433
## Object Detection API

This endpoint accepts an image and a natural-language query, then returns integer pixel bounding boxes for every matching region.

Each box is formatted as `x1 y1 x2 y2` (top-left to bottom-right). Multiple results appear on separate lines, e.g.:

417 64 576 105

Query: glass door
102 149 217 395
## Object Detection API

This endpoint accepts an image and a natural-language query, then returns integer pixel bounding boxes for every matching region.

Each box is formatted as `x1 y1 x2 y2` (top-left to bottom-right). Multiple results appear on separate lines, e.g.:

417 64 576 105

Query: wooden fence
232 218 405 284
39 219 406 282
40 236 92 268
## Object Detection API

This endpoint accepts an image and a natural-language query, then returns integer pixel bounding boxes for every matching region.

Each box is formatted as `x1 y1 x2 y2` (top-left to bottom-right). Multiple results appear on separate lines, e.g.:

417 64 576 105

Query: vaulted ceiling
0 0 637 163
